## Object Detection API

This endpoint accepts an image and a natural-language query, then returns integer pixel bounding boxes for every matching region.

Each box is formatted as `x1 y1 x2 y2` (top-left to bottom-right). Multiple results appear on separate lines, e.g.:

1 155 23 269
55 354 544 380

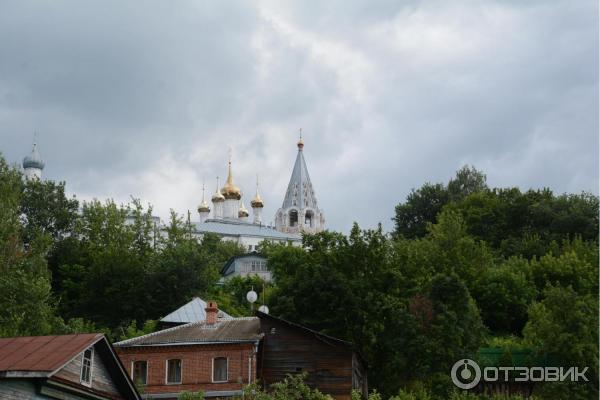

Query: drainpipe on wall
249 341 259 383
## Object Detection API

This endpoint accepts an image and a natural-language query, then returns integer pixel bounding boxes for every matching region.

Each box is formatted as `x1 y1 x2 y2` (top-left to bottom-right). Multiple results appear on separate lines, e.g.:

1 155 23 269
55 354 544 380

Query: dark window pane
80 348 93 385
133 361 147 385
167 359 181 383
213 358 228 382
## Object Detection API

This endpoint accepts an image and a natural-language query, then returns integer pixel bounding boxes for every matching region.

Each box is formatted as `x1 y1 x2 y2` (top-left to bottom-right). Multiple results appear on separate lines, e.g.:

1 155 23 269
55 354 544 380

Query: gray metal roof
160 297 232 324
194 219 301 241
22 143 45 170
281 146 319 210
115 318 262 347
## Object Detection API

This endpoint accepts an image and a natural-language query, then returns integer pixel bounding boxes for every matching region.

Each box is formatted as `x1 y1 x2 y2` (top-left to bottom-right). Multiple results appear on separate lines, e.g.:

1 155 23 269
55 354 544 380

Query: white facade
193 139 325 250
275 139 325 234
252 205 263 225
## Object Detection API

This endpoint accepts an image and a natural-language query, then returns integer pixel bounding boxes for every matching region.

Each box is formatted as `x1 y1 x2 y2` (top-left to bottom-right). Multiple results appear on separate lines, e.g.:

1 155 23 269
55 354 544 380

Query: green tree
19 178 79 245
146 212 244 319
447 188 599 259
209 275 272 317
0 155 59 337
471 257 537 334
394 183 449 239
241 373 333 400
524 286 598 399
529 251 597 296
54 199 153 329
393 166 488 239
178 391 204 400
447 165 488 201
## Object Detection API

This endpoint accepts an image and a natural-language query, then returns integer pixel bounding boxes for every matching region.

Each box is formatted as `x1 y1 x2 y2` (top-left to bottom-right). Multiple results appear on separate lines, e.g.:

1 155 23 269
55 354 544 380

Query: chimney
205 301 218 325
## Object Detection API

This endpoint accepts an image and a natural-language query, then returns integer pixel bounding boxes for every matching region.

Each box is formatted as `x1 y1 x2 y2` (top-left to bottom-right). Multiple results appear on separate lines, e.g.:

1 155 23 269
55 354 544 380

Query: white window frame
131 360 148 385
80 347 94 387
211 357 229 383
165 359 182 385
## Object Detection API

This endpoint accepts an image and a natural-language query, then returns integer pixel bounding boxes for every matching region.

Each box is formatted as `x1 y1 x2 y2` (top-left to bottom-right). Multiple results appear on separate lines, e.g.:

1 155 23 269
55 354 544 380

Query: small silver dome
22 143 45 170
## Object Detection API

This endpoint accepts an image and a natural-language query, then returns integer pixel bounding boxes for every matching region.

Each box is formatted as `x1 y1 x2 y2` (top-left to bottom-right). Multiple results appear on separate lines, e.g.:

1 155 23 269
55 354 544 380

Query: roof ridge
114 317 258 346
114 321 200 346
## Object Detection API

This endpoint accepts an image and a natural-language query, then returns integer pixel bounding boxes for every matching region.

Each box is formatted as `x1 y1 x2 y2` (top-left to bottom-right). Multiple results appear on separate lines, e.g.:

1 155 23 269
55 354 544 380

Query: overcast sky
1 0 598 232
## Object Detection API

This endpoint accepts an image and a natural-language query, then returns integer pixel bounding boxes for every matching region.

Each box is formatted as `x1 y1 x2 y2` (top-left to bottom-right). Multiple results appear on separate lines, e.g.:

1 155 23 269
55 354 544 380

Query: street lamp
246 287 258 311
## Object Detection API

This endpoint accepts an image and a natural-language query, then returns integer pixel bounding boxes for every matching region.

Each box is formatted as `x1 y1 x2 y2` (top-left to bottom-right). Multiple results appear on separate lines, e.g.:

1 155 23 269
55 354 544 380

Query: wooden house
0 333 140 400
220 253 271 282
256 311 368 400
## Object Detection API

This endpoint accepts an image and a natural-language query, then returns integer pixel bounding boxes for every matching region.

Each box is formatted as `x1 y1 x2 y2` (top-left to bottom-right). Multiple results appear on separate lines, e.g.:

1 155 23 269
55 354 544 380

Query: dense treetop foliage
0 155 597 399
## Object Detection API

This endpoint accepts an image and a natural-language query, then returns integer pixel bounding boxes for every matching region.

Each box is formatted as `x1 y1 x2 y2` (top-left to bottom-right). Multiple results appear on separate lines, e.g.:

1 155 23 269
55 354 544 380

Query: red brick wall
116 343 257 395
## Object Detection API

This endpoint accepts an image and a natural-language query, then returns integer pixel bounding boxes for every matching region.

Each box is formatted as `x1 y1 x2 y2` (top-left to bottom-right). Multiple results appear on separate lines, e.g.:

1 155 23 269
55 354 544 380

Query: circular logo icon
451 359 481 390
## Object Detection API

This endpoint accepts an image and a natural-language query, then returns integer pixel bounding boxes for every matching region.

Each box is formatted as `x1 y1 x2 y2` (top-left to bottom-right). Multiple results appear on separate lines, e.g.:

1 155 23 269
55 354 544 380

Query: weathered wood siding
258 318 356 400
0 379 87 400
53 344 121 398
0 380 43 400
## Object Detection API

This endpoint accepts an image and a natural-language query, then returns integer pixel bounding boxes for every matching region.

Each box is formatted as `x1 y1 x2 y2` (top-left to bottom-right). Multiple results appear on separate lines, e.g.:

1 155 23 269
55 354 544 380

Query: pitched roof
0 333 102 373
115 318 263 347
194 219 300 241
256 311 352 347
0 334 141 399
160 297 232 324
281 146 319 210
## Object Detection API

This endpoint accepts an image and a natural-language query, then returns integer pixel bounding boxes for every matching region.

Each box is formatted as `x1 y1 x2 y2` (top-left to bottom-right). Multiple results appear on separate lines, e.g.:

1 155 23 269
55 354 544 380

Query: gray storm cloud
1 0 597 232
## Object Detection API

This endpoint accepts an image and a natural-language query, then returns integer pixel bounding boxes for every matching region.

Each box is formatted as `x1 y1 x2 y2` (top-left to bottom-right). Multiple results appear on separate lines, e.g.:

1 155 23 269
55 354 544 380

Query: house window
132 360 147 385
80 347 94 386
213 357 228 382
166 359 182 384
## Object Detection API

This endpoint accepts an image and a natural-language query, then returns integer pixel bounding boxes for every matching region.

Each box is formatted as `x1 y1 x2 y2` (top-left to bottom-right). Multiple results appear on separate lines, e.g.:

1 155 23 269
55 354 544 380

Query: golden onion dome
221 161 242 200
211 177 225 203
211 190 225 202
198 183 211 213
250 176 264 208
197 200 210 213
238 202 249 218
250 194 264 208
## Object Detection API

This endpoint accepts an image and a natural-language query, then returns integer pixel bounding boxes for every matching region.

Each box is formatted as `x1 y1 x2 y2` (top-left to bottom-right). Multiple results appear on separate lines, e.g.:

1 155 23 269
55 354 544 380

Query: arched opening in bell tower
304 210 314 228
289 209 298 227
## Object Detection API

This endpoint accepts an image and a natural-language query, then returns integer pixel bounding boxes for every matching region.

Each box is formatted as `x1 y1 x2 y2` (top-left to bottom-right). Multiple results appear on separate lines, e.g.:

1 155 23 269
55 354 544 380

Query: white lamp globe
246 290 258 304
258 305 269 314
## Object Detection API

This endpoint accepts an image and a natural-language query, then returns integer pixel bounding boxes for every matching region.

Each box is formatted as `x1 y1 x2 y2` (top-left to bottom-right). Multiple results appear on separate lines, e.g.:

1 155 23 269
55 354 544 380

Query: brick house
114 301 262 399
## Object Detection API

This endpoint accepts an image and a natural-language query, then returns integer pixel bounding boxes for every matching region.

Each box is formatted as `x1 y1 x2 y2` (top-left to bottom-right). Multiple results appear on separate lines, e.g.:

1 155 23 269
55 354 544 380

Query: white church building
20 136 326 252
193 137 325 251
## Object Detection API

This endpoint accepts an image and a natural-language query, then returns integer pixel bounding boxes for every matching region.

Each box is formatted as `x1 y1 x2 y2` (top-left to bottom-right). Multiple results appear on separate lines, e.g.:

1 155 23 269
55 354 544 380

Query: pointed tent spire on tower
275 132 324 234
280 133 318 210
